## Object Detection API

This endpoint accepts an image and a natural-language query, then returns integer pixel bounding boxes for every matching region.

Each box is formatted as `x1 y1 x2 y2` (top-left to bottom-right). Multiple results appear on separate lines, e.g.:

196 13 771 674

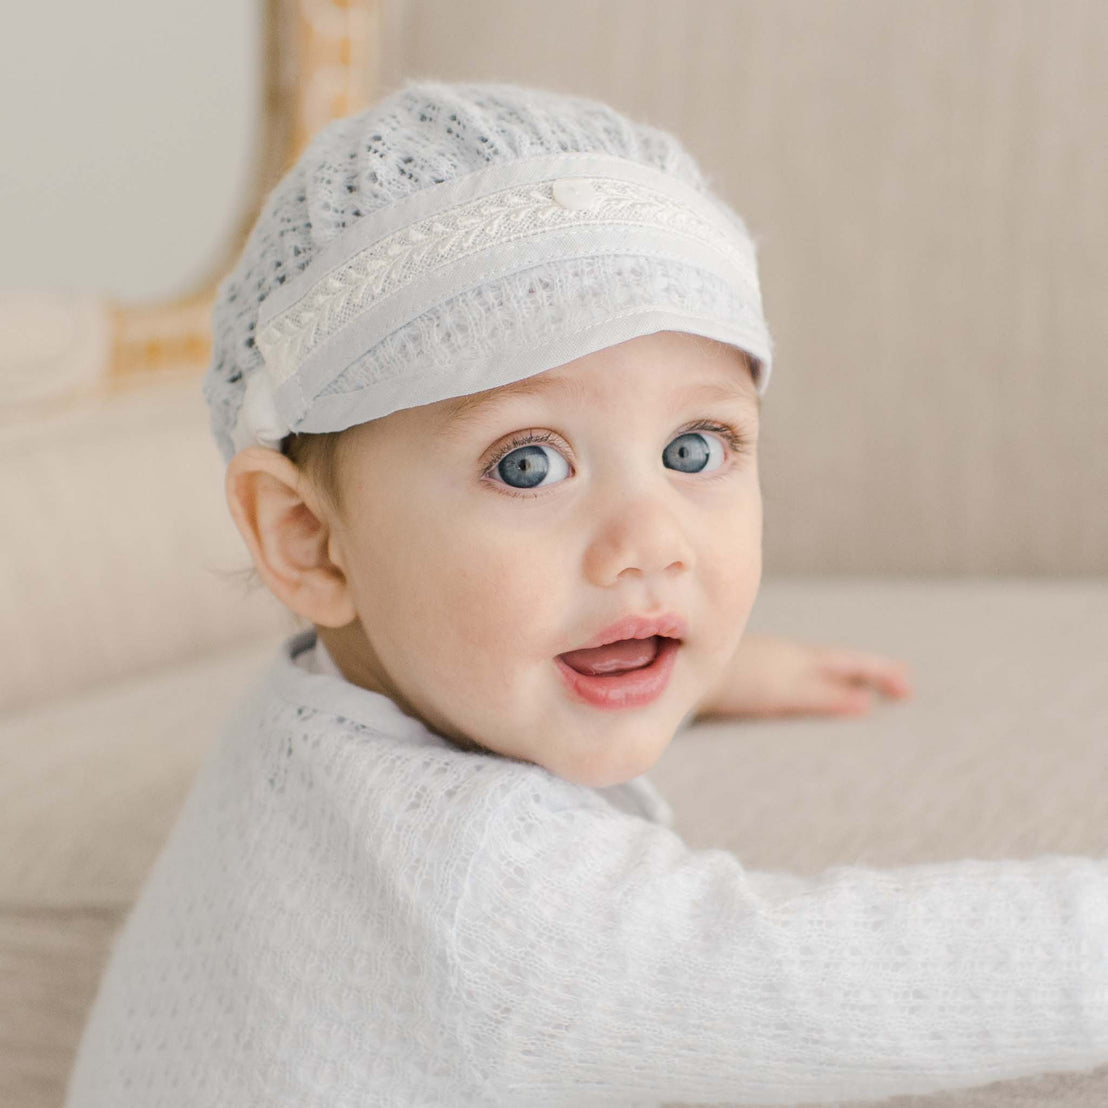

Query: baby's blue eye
663 430 726 475
493 438 571 490
487 426 735 493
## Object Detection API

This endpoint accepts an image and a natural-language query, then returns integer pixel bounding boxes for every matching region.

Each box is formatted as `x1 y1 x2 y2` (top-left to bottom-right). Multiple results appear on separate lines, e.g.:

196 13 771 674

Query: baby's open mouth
554 634 683 709
558 635 674 677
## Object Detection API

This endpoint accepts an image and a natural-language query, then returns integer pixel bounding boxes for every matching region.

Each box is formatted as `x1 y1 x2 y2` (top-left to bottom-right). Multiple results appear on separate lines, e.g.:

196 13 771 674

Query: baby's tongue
560 636 660 677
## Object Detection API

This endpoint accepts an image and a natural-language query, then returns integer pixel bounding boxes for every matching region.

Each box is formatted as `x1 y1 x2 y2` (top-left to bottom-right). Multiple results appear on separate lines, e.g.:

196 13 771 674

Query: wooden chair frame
105 0 381 392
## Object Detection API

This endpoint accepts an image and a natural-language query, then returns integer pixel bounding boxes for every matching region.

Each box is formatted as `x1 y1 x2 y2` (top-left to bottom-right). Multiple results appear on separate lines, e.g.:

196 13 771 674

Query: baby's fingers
772 671 874 717
817 648 914 700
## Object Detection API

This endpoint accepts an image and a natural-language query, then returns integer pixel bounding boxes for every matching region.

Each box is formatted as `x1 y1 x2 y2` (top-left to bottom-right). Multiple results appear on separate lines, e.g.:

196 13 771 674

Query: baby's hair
283 429 348 521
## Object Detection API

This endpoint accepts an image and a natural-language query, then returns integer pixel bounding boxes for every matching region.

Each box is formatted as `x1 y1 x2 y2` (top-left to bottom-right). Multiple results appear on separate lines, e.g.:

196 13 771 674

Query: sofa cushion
0 373 292 716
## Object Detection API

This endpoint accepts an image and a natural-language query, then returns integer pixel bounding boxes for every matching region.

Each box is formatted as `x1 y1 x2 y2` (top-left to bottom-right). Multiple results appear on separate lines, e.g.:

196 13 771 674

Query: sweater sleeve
450 782 1108 1106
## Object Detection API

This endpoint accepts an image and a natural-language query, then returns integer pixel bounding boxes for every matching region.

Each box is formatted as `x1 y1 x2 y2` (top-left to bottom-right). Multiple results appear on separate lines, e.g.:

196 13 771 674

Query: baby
64 80 1108 1107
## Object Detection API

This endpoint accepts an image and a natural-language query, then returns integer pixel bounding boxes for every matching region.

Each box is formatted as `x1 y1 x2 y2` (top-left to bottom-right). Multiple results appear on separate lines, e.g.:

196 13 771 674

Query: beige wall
381 0 1108 575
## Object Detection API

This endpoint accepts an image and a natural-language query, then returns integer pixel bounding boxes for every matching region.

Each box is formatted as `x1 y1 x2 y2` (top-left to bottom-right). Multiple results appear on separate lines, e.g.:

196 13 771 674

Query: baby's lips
567 611 689 654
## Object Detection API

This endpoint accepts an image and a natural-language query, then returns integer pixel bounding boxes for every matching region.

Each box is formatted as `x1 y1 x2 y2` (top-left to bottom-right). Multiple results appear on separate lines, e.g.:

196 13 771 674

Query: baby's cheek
438 542 536 653
436 541 557 705
703 515 762 614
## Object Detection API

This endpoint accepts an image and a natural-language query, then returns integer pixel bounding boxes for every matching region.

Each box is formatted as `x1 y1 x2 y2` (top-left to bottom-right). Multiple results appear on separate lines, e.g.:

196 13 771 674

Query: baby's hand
693 632 914 722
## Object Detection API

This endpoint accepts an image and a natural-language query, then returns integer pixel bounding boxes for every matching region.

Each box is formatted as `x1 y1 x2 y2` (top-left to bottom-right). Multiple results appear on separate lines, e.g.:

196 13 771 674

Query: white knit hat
203 78 773 465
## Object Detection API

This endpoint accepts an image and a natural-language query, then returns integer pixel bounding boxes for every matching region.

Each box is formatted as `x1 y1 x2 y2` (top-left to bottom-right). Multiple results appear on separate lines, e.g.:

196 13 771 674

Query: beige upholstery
0 374 294 718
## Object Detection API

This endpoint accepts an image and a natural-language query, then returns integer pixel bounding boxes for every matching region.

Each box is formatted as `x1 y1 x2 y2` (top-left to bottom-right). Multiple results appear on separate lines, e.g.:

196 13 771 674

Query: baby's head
205 80 773 788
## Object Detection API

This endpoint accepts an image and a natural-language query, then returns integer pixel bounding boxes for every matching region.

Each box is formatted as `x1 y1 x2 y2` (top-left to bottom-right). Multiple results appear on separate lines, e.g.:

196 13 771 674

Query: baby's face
321 330 762 787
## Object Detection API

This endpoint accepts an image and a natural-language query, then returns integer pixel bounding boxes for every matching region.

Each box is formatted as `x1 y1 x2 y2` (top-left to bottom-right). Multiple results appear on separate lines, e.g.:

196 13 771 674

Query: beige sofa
3 369 1108 1106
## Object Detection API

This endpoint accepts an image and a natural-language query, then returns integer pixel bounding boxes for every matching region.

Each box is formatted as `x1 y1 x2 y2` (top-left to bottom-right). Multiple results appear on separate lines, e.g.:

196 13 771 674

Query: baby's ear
224 446 356 628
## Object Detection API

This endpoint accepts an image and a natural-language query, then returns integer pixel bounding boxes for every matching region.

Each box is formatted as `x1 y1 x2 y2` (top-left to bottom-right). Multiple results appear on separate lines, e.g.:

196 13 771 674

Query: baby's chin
527 718 681 789
429 711 668 788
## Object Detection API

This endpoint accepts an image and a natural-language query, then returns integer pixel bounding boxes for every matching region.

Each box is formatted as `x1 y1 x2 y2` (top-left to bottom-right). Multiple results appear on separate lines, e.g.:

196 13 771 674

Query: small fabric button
552 178 600 211
241 368 290 450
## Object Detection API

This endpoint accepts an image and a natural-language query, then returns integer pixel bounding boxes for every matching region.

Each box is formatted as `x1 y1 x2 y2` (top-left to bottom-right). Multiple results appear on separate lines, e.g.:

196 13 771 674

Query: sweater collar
266 627 434 741
264 629 672 823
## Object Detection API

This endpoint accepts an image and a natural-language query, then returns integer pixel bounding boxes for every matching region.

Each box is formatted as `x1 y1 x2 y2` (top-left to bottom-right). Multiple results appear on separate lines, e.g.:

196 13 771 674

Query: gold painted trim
106 0 382 391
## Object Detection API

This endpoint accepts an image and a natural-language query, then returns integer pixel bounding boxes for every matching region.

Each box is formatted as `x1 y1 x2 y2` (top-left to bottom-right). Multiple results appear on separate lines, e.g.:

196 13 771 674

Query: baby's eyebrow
440 373 584 431
439 373 759 435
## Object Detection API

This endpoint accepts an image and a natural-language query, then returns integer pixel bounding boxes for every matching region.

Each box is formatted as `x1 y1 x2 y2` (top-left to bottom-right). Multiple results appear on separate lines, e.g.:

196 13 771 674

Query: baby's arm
693 632 914 722
452 786 1108 1105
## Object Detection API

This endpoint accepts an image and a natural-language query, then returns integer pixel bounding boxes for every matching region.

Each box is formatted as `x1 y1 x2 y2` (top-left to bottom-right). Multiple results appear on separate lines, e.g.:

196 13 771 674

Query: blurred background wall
3 0 1105 577
0 0 262 302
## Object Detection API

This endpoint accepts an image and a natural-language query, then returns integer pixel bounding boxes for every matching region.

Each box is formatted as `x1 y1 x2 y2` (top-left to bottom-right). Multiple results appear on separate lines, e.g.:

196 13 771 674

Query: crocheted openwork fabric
202 79 773 464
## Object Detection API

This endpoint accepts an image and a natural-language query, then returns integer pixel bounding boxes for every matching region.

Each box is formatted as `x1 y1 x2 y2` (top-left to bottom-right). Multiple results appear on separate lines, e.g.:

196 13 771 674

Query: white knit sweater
63 628 1108 1107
